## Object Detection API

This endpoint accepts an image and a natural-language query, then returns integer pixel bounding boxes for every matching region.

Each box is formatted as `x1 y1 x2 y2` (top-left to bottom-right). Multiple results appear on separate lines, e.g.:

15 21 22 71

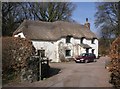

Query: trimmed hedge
2 37 35 84
109 37 120 88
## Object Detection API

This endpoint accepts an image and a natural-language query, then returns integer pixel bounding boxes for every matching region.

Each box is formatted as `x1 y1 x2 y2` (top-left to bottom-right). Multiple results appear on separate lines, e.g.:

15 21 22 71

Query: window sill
66 42 71 44
65 56 72 58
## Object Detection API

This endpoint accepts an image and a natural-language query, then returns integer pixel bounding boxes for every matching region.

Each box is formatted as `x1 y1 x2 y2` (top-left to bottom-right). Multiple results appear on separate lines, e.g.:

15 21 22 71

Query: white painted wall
14 32 99 62
82 38 98 58
14 32 25 38
32 41 60 62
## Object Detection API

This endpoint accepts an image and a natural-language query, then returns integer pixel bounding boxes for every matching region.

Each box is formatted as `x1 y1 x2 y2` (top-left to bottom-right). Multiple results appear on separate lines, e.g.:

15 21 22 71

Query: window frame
91 38 96 44
92 49 95 54
65 50 71 56
81 37 85 44
66 35 72 43
18 35 21 38
86 48 89 53
37 50 45 57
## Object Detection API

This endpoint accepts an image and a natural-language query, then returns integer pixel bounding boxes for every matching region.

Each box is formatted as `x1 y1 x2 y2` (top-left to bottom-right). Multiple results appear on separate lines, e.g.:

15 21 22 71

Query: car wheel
85 60 88 63
75 61 78 63
94 59 97 62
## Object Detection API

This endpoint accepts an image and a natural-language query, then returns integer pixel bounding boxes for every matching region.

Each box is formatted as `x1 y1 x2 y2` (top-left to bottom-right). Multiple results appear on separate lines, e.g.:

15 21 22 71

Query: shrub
2 37 35 84
109 37 120 88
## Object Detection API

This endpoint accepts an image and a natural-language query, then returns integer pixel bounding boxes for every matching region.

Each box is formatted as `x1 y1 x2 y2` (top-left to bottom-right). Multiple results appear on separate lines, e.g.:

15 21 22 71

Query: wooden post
37 53 42 81
39 53 42 80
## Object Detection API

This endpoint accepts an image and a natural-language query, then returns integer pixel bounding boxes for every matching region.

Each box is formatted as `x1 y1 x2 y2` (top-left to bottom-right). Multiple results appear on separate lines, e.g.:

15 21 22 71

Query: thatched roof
13 20 97 41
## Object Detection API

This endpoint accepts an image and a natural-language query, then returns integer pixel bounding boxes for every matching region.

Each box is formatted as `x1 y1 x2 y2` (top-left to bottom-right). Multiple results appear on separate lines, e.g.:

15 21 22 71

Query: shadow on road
48 67 61 78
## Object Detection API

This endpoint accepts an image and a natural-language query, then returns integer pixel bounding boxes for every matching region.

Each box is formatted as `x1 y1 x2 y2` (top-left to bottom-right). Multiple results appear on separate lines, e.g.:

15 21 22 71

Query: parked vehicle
75 53 96 63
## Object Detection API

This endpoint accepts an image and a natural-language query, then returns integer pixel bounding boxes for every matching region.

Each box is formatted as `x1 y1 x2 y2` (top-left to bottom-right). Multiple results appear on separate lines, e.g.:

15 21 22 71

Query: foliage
109 37 120 88
2 37 35 84
2 2 75 36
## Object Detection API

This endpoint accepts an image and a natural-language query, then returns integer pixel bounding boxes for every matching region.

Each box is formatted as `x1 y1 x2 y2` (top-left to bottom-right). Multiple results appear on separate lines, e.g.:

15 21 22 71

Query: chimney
84 18 90 29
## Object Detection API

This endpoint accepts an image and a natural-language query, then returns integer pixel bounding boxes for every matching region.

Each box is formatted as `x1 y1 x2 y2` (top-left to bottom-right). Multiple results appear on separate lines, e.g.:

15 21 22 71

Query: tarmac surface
3 57 112 87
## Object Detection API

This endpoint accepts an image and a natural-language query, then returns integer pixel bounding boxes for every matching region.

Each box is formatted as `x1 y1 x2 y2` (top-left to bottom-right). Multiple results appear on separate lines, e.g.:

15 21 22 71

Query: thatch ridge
13 20 97 41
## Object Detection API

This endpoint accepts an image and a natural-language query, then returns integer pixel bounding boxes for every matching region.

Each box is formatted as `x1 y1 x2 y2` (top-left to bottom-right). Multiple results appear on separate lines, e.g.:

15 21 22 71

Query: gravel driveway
3 57 112 87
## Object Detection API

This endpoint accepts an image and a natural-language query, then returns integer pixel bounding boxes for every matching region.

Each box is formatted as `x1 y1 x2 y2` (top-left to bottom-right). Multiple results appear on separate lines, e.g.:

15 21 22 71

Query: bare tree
2 2 75 36
95 2 120 55
95 2 119 38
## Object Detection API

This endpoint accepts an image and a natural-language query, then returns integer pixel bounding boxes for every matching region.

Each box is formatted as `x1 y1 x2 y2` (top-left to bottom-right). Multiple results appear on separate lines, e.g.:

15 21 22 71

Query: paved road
4 57 112 87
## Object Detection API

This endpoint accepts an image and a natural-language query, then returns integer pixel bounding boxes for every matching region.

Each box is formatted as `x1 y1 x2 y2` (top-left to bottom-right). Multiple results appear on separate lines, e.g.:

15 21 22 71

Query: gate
31 56 50 80
21 54 50 82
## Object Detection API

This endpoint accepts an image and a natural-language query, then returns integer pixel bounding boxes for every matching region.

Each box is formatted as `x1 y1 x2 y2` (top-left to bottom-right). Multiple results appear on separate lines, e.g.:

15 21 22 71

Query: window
81 37 85 44
65 50 71 56
92 49 95 54
92 38 95 44
66 36 72 43
37 50 45 57
18 35 21 38
86 48 89 53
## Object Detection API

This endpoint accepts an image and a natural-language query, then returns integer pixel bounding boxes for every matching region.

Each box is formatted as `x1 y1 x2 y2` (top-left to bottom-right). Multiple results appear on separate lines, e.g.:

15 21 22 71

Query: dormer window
81 37 85 44
66 35 72 43
92 38 95 44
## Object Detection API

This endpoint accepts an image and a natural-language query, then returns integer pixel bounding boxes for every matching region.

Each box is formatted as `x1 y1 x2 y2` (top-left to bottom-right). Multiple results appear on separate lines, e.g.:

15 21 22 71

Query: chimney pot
86 18 88 22
85 18 90 29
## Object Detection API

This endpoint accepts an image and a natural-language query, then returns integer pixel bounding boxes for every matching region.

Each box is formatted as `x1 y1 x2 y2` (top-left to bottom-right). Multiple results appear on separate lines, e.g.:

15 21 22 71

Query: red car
75 53 96 63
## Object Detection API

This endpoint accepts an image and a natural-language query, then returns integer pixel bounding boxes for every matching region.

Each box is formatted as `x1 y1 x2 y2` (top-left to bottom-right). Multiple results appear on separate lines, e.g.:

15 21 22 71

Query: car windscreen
80 53 86 57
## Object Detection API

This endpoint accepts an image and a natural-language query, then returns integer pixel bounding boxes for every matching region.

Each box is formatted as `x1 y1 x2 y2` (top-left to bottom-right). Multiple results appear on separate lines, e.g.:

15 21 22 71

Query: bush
2 37 35 84
109 37 120 88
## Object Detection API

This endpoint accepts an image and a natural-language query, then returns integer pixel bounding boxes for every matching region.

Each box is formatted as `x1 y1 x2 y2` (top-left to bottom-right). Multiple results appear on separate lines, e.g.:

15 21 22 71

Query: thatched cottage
13 19 98 62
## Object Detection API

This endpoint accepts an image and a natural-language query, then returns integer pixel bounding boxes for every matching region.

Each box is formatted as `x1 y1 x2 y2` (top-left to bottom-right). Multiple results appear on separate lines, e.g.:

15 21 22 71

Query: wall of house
32 38 98 61
56 37 81 58
82 38 98 58
14 32 25 38
32 40 59 62
14 32 59 62
14 32 98 62
56 37 99 58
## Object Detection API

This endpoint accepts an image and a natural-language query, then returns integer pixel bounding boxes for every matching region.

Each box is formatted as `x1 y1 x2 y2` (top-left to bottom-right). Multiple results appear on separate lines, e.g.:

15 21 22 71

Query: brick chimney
84 18 90 29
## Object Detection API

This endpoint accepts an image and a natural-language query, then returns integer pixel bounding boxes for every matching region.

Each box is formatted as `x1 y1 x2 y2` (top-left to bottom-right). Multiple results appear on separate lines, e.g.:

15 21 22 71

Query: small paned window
92 49 95 54
18 35 21 37
86 48 89 53
81 37 85 44
65 50 71 56
92 38 95 44
66 36 72 43
37 50 45 57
